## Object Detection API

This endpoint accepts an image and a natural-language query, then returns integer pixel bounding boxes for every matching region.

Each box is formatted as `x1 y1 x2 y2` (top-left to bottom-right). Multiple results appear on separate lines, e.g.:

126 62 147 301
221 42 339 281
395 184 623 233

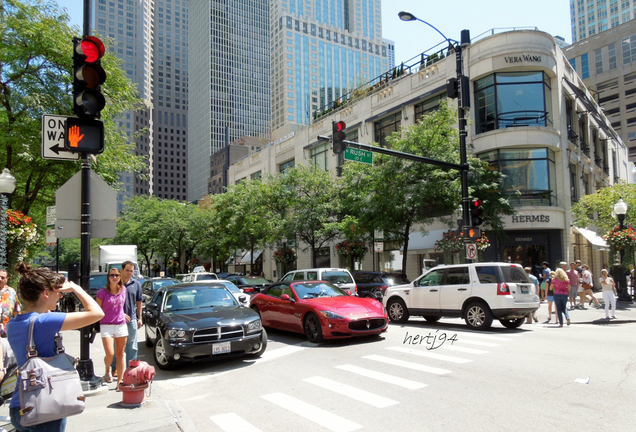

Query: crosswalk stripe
335 364 427 390
448 332 511 341
436 344 489 354
304 376 399 408
362 354 452 375
386 346 471 363
261 393 363 432
210 413 262 432
243 345 304 363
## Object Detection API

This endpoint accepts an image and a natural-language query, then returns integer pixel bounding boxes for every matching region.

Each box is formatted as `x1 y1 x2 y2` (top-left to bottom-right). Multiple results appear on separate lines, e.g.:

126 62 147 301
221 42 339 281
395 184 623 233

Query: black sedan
141 277 180 304
352 271 410 300
144 283 267 370
225 275 271 294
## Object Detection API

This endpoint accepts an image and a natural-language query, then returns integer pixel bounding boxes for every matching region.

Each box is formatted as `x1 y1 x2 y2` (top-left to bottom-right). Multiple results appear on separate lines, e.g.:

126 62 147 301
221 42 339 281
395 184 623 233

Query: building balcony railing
497 111 549 128
580 141 590 157
507 189 556 207
567 129 578 145
594 156 603 167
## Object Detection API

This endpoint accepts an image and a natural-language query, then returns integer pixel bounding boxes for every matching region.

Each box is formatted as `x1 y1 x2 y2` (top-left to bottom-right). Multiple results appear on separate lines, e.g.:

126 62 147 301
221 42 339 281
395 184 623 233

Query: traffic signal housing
64 117 105 154
465 226 482 241
470 198 484 227
332 120 346 154
72 36 107 118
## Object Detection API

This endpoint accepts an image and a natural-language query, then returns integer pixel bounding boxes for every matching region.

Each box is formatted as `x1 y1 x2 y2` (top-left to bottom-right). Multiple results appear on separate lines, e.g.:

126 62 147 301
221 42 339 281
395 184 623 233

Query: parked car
383 262 540 330
144 282 266 370
352 271 410 300
191 279 250 306
224 275 270 294
250 280 388 343
141 277 180 303
88 272 108 297
179 272 219 283
279 268 357 293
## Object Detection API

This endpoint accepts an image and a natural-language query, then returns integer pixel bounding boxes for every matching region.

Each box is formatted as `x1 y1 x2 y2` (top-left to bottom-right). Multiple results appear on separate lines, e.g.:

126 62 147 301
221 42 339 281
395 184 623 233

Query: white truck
90 245 139 276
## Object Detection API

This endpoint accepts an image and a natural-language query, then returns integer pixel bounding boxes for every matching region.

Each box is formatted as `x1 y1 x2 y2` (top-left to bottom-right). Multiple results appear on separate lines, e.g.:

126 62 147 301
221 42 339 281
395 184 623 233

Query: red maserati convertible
250 280 388 343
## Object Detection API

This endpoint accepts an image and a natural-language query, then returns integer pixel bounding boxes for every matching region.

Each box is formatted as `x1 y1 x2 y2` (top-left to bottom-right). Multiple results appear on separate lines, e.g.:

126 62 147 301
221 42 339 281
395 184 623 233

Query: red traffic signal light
332 120 347 154
73 37 107 118
470 198 484 227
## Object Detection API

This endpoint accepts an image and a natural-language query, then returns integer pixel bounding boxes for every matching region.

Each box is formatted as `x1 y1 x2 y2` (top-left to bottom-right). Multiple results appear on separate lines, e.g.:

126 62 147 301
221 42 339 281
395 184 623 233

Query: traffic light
466 226 482 240
332 120 347 154
64 117 105 154
72 36 107 118
470 198 484 226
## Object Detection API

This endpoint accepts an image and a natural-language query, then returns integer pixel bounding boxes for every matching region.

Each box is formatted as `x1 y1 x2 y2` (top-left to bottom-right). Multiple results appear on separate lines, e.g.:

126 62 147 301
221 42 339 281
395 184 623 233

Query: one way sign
41 115 80 161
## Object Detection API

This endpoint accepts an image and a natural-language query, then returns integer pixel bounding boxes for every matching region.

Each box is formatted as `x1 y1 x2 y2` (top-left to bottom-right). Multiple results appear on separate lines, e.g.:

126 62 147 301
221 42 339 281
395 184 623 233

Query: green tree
0 0 146 231
571 183 636 233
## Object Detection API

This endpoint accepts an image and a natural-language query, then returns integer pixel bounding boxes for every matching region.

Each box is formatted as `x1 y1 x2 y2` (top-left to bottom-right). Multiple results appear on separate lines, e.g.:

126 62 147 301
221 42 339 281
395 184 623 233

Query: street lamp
0 168 17 270
398 11 473 260
613 197 631 301
281 236 288 274
173 252 179 275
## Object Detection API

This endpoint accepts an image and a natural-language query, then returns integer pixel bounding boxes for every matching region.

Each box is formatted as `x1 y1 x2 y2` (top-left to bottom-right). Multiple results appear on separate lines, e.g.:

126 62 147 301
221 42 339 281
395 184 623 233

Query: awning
240 250 264 264
573 227 609 251
402 230 446 253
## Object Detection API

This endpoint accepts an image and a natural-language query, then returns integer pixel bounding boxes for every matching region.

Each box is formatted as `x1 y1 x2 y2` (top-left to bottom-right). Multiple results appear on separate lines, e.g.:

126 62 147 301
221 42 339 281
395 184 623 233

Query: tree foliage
572 183 636 233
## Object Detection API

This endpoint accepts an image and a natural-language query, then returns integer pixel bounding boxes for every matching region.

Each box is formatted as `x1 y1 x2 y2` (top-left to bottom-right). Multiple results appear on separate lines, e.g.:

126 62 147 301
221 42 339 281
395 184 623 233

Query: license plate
212 342 231 355
521 286 529 294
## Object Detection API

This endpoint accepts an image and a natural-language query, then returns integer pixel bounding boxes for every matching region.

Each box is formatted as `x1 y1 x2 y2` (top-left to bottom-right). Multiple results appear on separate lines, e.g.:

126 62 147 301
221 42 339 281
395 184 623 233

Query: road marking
303 376 399 408
262 393 362 432
386 346 472 363
243 345 304 363
449 332 512 341
362 355 452 375
335 364 427 390
167 375 218 387
436 345 489 354
210 413 262 432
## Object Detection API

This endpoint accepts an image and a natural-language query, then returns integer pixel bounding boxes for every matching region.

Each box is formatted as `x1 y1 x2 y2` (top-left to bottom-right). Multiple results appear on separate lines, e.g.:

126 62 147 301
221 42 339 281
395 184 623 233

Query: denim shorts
547 295 555 302
10 406 67 432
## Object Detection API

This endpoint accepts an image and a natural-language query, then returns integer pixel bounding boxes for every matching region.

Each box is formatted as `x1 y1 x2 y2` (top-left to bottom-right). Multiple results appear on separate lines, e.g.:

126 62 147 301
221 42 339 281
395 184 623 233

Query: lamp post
0 168 17 270
398 11 473 260
281 236 287 275
173 252 179 276
613 198 631 301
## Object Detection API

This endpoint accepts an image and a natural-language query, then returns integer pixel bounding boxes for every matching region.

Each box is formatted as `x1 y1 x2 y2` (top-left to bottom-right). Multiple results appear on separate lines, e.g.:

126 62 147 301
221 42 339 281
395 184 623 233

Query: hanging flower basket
434 230 464 253
335 240 368 259
273 247 296 264
475 234 490 251
603 225 636 250
6 209 38 265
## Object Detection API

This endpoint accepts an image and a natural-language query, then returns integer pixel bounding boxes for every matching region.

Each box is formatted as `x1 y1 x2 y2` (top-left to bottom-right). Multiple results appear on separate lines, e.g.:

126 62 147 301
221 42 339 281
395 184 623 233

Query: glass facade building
570 0 636 42
188 0 271 202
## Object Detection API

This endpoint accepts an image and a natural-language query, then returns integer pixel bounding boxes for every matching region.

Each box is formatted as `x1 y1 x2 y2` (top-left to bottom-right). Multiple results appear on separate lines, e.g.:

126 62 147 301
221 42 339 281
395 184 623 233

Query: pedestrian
7 263 104 431
580 264 601 308
545 271 556 322
524 267 540 324
552 268 571 327
566 262 580 310
539 261 551 302
599 269 617 320
0 268 20 338
110 261 143 378
575 260 583 276
96 268 128 388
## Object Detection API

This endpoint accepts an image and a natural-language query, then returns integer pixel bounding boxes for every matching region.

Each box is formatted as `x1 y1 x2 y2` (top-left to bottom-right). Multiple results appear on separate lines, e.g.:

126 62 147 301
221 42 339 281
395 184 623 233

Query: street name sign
344 147 373 164
41 115 80 161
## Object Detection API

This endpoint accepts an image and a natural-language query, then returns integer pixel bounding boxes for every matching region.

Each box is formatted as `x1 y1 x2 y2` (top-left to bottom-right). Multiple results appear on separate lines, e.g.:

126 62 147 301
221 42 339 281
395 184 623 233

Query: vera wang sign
504 55 542 63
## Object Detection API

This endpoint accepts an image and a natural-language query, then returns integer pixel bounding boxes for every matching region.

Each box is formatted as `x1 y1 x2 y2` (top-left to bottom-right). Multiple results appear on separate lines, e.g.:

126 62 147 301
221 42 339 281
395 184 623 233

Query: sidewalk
530 292 636 325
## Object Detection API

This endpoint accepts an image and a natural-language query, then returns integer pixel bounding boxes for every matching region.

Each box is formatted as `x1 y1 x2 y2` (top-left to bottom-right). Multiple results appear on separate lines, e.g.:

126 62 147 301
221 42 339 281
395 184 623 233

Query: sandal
103 374 112 383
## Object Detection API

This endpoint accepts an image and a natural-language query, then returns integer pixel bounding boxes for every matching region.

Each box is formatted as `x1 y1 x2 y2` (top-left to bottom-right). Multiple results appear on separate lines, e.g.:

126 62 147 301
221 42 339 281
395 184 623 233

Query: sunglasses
108 274 120 278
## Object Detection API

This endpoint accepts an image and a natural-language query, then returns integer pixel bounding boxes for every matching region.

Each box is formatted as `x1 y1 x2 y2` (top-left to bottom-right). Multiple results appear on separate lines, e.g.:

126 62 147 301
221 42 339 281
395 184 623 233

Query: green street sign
344 147 373 164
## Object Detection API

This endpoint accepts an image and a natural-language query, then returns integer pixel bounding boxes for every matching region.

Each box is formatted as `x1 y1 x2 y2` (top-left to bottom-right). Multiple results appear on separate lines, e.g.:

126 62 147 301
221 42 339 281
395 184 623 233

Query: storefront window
479 148 557 207
475 72 552 134
310 143 329 171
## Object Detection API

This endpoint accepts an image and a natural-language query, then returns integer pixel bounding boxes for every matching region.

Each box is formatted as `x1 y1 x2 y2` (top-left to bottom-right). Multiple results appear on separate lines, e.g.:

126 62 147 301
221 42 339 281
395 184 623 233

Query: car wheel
464 301 494 330
153 337 176 370
304 313 324 343
144 325 153 347
387 298 410 323
499 318 525 329
424 315 441 323
245 328 268 358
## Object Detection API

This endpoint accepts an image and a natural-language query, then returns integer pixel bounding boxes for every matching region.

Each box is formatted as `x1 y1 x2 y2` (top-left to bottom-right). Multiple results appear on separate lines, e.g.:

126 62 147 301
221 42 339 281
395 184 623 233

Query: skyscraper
570 0 636 43
270 0 394 136
188 0 271 202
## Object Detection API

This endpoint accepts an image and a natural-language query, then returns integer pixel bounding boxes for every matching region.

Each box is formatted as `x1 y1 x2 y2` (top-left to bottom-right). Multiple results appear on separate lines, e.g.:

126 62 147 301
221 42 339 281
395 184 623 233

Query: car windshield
163 286 237 311
239 276 269 284
322 271 353 284
218 281 241 293
293 282 346 299
196 274 218 280
153 279 178 290
384 274 409 285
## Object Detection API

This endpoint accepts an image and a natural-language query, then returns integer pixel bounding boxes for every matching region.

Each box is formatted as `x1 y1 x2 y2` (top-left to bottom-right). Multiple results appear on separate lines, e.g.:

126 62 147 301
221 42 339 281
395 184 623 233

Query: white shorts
100 323 129 339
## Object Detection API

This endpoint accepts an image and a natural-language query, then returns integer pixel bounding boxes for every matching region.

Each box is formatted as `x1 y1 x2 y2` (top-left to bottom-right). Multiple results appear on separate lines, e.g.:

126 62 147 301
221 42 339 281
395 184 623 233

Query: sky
54 0 572 67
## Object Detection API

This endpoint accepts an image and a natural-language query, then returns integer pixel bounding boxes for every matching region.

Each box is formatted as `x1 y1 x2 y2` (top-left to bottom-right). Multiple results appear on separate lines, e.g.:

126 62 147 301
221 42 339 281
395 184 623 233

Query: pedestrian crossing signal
64 117 104 154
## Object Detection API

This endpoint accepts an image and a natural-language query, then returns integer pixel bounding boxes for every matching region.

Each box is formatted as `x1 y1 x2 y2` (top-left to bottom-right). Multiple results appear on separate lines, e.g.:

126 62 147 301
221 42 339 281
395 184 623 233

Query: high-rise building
570 0 635 43
269 0 394 137
188 0 271 202
93 0 189 208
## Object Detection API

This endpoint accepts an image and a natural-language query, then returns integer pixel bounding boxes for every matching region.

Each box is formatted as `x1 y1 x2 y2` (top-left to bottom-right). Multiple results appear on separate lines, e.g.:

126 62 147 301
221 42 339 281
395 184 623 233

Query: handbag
582 282 592 289
17 316 85 427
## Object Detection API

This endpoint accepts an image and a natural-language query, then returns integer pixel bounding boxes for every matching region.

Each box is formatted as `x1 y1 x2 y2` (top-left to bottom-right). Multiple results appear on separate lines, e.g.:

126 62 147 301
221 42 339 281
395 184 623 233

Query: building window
251 171 262 181
414 94 444 122
374 112 401 147
279 159 295 174
570 164 578 203
595 48 603 74
475 72 552 134
609 42 617 69
581 53 590 79
478 148 557 207
310 143 329 171
622 34 636 65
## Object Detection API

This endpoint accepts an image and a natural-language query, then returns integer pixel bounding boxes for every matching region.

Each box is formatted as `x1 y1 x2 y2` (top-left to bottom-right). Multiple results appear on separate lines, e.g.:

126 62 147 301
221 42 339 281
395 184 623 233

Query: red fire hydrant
118 359 156 405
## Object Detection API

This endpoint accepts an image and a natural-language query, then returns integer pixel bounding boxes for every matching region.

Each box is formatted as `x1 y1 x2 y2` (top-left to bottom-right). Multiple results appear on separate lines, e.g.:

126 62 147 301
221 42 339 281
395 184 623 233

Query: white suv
383 263 540 330
279 268 357 293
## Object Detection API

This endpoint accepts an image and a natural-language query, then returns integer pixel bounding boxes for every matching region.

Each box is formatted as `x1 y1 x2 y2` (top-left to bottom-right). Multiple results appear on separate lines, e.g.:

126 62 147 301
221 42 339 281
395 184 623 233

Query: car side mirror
345 290 352 296
239 295 247 303
146 302 157 312
281 294 294 302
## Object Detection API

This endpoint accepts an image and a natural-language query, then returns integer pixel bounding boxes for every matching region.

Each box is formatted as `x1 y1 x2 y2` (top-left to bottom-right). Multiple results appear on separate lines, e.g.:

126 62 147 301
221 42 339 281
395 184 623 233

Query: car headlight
167 329 188 340
246 319 262 333
319 310 345 320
